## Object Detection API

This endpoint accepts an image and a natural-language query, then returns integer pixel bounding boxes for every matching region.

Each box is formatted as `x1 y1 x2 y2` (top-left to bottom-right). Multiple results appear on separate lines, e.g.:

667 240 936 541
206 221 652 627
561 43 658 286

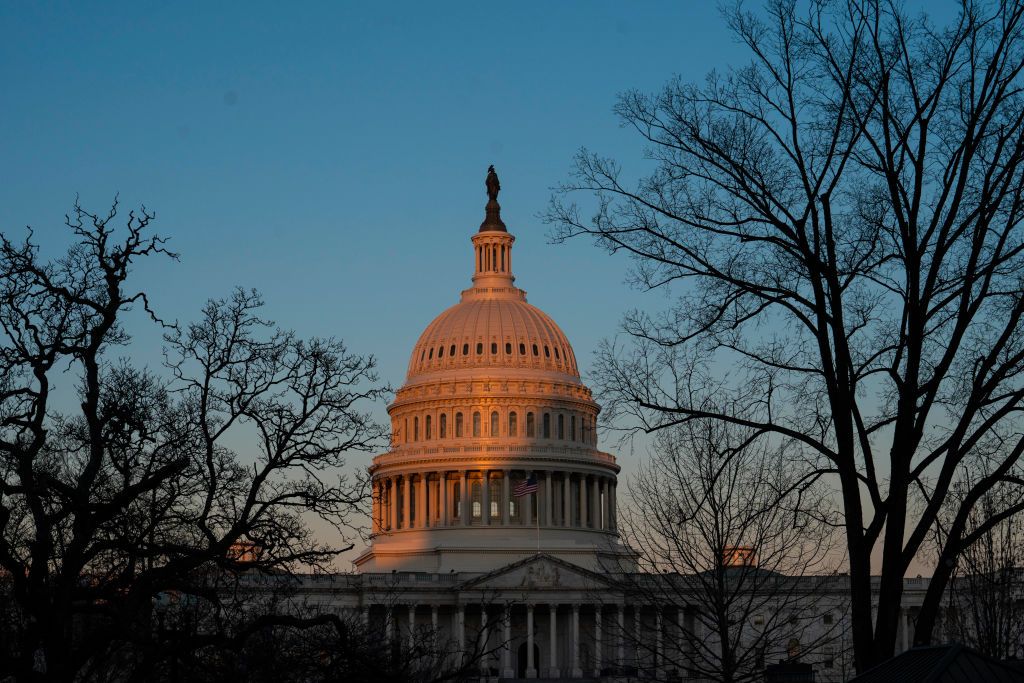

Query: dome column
563 474 571 527
460 470 470 525
404 475 412 529
580 475 589 528
440 471 449 526
482 470 491 526
390 478 399 531
418 474 428 528
545 471 553 526
501 470 511 525
591 477 600 530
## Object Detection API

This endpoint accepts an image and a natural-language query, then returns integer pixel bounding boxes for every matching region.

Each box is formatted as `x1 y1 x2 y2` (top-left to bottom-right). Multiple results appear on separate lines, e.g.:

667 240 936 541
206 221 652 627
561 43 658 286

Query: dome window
505 342 512 355
532 344 539 356
440 413 447 439
543 413 551 439
425 415 432 439
450 344 456 357
544 345 550 358
490 411 499 436
420 350 425 361
428 348 434 360
526 412 535 437
462 343 469 356
471 481 482 519
558 414 565 439
476 343 483 355
491 342 497 355
414 417 419 442
554 347 560 359
455 412 464 438
472 411 481 437
438 346 444 358
508 411 518 437
571 415 576 441
519 343 526 355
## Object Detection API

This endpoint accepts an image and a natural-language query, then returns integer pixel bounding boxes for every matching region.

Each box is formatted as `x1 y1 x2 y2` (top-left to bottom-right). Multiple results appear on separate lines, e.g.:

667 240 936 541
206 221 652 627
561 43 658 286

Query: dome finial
480 164 507 232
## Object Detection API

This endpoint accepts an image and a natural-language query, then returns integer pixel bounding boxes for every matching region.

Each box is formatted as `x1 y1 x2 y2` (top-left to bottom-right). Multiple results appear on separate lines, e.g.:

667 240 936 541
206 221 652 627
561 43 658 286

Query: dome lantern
471 165 516 291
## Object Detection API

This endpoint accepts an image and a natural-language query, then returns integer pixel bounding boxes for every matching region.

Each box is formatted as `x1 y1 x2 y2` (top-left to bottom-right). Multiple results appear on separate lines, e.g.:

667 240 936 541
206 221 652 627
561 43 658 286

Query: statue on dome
485 165 501 202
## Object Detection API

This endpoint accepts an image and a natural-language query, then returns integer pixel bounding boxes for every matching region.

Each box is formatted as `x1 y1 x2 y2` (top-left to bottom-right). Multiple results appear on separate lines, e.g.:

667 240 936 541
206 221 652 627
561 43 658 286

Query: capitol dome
355 167 628 574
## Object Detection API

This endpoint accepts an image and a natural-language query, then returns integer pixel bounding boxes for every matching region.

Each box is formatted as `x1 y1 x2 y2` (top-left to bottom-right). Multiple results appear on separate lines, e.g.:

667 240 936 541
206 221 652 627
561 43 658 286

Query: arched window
449 344 456 357
543 413 551 438
473 411 481 437
554 347 560 359
491 342 498 354
509 411 518 437
428 348 433 359
471 480 482 519
476 342 483 355
404 418 409 444
519 343 526 355
414 416 419 441
544 345 550 358
490 411 499 437
501 244 505 271
558 414 564 439
505 342 512 355
420 350 425 361
440 413 447 439
571 415 576 441
532 344 539 356
425 415 432 440
438 346 444 358
462 343 469 355
526 412 535 437
455 412 464 438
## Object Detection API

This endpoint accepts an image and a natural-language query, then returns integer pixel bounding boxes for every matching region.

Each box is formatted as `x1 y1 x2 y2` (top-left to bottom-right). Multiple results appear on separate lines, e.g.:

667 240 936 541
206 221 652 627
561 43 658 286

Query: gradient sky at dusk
0 1 737 445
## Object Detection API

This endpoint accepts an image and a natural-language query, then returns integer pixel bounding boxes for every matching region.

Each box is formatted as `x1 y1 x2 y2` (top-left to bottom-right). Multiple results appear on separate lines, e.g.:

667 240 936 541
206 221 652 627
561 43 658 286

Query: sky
0 2 956 573
0 4 735 462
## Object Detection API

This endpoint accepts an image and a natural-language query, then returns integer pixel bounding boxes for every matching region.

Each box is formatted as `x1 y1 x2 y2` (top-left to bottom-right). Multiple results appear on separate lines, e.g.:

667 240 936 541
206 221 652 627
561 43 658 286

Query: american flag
513 474 538 497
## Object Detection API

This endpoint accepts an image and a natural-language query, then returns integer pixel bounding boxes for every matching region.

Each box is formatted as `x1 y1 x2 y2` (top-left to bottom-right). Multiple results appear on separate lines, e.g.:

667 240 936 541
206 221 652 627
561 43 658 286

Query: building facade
304 170 931 681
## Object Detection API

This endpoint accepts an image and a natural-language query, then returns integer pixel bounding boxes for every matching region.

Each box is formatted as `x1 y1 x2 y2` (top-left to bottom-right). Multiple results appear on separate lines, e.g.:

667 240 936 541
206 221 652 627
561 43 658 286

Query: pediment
458 553 612 592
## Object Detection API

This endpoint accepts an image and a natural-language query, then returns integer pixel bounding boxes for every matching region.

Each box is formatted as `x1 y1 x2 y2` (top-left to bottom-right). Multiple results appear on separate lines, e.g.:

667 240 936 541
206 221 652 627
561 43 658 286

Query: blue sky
0 1 736 442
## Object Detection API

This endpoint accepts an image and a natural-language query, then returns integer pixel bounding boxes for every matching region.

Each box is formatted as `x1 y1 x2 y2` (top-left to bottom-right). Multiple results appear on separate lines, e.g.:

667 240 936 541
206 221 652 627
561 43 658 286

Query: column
440 472 449 526
390 478 399 531
545 471 553 526
527 604 536 678
563 474 571 527
580 475 588 528
480 605 490 672
617 604 624 669
502 470 511 525
456 605 465 657
595 607 602 675
524 473 533 526
591 476 600 529
605 478 613 531
572 604 582 678
461 470 470 525
404 475 412 529
611 481 618 531
502 607 513 678
419 474 428 528
634 607 641 670
656 608 663 678
408 604 416 650
549 604 558 677
482 470 491 526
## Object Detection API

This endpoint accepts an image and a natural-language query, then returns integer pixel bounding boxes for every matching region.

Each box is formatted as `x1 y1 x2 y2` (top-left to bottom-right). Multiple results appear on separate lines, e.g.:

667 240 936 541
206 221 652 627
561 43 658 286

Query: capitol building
302 169 930 682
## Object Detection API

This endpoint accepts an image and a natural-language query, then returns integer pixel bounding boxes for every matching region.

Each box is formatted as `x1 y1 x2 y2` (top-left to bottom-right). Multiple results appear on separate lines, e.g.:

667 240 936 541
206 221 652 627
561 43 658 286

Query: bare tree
607 416 845 682
0 200 388 682
934 466 1024 659
548 0 1024 670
